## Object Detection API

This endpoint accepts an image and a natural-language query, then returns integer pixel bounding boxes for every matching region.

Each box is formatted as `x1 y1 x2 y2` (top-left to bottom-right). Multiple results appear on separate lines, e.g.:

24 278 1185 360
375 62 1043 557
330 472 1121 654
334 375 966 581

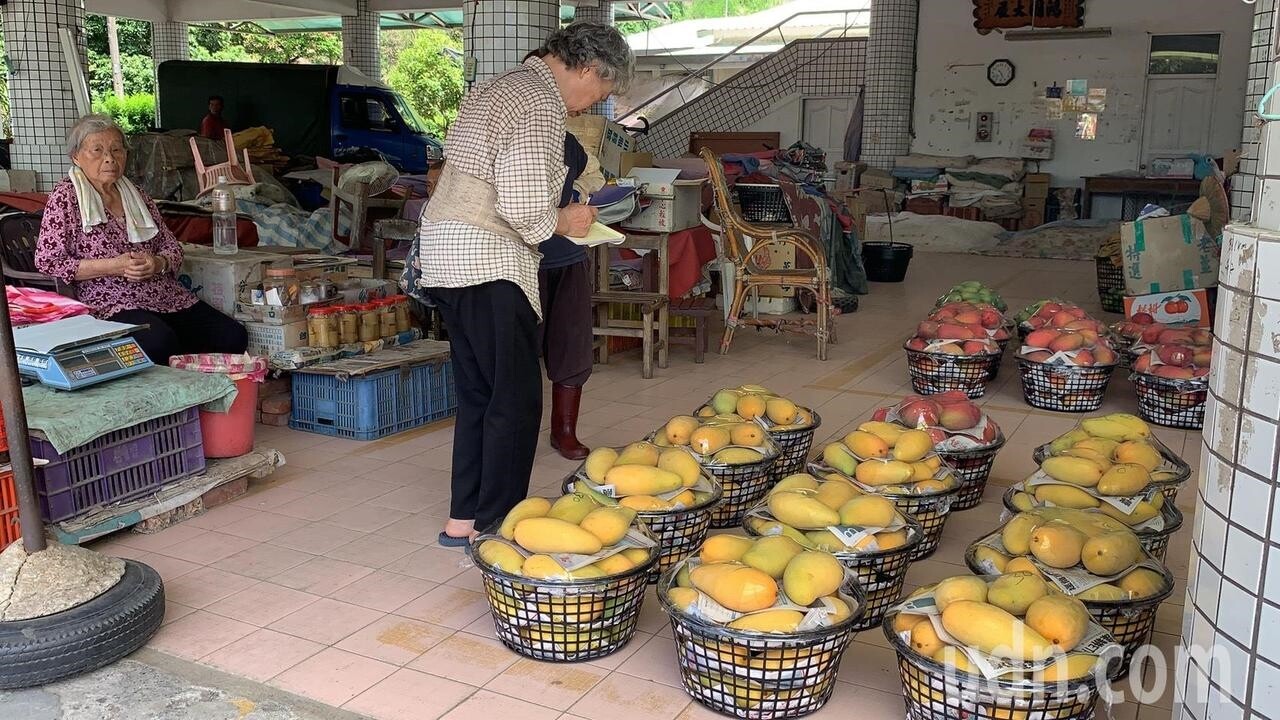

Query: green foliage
92 93 157 135
383 30 463 137
617 0 786 34
84 16 151 57
191 28 341 64
87 51 155 97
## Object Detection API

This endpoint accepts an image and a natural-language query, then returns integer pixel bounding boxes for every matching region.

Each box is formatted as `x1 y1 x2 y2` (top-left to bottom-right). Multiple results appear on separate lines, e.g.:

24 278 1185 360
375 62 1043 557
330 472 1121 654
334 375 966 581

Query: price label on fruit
1023 472 1145 514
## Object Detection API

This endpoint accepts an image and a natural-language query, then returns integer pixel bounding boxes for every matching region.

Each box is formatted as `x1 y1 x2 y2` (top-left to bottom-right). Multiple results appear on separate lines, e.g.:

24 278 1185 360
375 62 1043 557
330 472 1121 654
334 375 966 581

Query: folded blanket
892 167 942 180
895 153 975 170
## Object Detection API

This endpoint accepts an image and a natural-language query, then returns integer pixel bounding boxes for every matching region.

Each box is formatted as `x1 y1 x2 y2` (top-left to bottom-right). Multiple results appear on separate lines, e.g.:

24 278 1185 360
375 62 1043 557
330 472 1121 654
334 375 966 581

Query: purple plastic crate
31 407 207 523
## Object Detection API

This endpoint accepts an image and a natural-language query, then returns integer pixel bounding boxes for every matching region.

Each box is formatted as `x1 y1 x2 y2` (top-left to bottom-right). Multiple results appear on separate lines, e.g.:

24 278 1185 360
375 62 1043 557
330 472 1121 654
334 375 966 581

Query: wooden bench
669 296 716 364
591 291 668 379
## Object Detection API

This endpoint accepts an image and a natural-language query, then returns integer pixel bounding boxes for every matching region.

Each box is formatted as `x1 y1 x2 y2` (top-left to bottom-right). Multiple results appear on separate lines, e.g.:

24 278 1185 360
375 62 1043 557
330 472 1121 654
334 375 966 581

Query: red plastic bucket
169 354 267 459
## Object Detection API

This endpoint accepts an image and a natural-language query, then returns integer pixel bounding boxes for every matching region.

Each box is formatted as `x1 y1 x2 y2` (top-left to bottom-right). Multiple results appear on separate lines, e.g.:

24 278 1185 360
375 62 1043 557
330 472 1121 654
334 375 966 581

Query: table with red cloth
615 224 717 299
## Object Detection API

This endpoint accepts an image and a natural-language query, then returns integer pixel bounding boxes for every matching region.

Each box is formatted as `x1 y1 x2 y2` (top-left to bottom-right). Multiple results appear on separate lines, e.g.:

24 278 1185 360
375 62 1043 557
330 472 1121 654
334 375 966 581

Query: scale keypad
113 344 148 367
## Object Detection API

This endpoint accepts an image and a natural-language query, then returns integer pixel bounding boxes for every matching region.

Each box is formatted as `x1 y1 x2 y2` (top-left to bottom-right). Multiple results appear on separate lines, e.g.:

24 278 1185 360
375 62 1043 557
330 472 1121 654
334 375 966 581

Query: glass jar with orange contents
307 306 338 348
392 296 412 333
335 305 359 344
376 297 397 338
356 303 380 342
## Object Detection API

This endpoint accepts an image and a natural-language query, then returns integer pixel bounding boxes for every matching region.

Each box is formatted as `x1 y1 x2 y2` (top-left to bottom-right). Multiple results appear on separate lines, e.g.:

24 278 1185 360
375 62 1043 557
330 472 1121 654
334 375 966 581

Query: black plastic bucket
862 242 913 282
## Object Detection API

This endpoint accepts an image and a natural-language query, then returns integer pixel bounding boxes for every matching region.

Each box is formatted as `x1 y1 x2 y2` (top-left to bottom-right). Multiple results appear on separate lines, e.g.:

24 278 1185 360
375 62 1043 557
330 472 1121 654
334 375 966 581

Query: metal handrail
618 8 870 123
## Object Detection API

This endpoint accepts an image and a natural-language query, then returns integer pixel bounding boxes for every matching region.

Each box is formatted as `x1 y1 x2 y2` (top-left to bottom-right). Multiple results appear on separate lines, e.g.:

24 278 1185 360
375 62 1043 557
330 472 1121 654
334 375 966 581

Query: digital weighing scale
14 316 153 390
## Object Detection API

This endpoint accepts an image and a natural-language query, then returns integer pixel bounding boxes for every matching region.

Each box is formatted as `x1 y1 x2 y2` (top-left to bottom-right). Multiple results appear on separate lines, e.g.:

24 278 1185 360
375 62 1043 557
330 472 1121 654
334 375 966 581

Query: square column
860 0 917 170
463 0 560 90
342 0 381 79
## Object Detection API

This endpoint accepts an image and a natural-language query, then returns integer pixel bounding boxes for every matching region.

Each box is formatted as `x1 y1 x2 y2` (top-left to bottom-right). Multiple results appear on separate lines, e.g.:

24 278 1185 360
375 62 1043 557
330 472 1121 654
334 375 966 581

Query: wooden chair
699 148 833 361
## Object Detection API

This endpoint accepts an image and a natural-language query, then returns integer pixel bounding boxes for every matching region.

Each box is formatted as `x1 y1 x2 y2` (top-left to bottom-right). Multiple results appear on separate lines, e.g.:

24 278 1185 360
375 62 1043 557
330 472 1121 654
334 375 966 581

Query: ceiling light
1005 26 1113 41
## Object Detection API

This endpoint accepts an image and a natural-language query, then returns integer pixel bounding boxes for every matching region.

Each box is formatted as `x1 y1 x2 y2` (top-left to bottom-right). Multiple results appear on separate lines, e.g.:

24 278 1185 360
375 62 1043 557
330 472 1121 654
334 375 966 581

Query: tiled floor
91 253 1194 720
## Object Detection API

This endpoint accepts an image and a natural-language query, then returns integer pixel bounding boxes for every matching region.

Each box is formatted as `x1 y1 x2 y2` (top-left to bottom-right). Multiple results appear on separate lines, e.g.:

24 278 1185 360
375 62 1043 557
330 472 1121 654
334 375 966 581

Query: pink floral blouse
36 178 197 320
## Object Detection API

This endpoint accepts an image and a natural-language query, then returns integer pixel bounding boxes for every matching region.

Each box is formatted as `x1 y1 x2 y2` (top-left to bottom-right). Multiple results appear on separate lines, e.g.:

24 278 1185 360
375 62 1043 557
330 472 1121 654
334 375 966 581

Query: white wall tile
1239 415 1278 480
1249 298 1280 358
1196 556 1223 612
1199 509 1228 570
1257 238 1280 302
1220 286 1253 350
1224 529 1265 594
1243 355 1280 418
1222 228 1259 291
1216 580 1259 646
1229 470 1273 540
1201 456 1233 515
1210 639 1252 707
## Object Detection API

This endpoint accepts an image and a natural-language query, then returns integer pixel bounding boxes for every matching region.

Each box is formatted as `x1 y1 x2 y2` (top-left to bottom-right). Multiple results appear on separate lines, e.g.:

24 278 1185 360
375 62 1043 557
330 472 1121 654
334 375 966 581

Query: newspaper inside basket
1022 470 1149 514
972 533 1167 595
1009 480 1165 532
745 506 908 553
894 592 1124 681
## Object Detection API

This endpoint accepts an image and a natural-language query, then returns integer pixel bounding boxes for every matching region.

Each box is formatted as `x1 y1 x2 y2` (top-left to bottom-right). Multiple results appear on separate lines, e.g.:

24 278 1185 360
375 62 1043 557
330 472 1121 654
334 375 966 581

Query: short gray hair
66 114 127 157
541 22 635 94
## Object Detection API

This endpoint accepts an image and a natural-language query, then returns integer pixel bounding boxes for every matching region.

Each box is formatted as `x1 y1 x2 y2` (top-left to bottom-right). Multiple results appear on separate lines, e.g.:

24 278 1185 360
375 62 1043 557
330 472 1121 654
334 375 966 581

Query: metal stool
372 219 419 280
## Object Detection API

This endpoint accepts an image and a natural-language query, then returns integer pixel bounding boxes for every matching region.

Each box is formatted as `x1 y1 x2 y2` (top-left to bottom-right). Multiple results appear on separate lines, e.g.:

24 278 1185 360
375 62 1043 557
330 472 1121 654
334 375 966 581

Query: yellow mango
1035 654 1102 682
740 535 805 579
1005 557 1043 579
547 492 599 523
838 495 898 527
656 448 702 488
858 421 906 445
855 459 915 486
666 586 700 612
932 645 976 673
933 575 988 611
822 443 859 476
664 416 702 446
616 441 660 466
876 529 910 550
794 408 815 427
521 554 570 579
1080 530 1142 576
690 562 779 612
537 596 605 623
1034 484 1100 509
689 426 731 455
772 473 822 495
1114 440 1162 472
695 405 716 419
591 553 637 575
736 394 767 420
1076 583 1127 601
578 506 636 546
1061 447 1113 471
1041 456 1105 487
728 608 804 633
769 490 840 529
700 534 757 563
498 496 552 540
913 478 950 493
765 398 799 425
714 447 764 465
940 600 1055 661
622 547 651 565
730 423 766 447
669 490 696 508
805 529 845 552
1001 512 1045 555
822 594 853 624
974 546 1011 574
744 516 813 547
570 564 606 579
782 550 845 605
1099 499 1159 526
843 430 890 459
892 612 925 634
1097 463 1151 496
1010 491 1037 512
1024 594 1090 652
604 465 684 496
893 430 935 463
1049 428 1092 454
583 448 618 484
513 517 603 555
675 562 693 588
987 572 1048 615
910 619 945 657
619 495 670 511
1117 568 1167 599
1072 437 1119 458
1081 413 1150 442
710 389 741 415
477 540 525 574
1028 522 1087 569
814 479 861 510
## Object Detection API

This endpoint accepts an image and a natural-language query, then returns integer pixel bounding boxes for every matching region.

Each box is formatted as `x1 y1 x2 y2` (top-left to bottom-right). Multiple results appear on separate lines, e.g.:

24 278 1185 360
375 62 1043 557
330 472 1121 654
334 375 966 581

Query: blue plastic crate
290 357 457 440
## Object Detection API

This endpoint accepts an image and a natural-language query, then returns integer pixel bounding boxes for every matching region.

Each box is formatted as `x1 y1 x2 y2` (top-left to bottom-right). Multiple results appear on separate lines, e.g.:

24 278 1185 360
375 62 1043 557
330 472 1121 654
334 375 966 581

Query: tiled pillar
151 20 188 127
463 0 560 90
860 0 916 170
342 0 381 78
573 1 616 118
2 0 87 190
1230 0 1277 221
1177 4 1280 716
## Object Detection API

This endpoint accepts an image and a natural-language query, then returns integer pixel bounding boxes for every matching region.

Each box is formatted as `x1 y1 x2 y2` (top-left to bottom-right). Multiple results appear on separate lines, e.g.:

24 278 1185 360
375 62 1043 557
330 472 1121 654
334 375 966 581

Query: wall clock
987 59 1016 87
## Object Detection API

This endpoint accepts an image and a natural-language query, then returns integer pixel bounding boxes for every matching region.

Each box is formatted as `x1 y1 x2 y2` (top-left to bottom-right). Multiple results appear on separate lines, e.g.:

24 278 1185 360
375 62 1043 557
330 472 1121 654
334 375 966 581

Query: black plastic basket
999 486 1184 562
905 344 995 399
658 567 864 719
936 435 1006 511
1016 358 1117 412
468 526 658 662
883 610 1108 720
563 473 724 583
1096 256 1126 314
653 430 782 530
1032 433 1190 505
764 409 822 480
986 337 1011 381
736 183 791 223
1131 372 1208 430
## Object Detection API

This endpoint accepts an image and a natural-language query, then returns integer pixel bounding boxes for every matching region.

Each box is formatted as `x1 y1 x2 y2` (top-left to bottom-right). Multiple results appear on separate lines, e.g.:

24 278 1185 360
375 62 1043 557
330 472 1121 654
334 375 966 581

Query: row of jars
307 296 412 348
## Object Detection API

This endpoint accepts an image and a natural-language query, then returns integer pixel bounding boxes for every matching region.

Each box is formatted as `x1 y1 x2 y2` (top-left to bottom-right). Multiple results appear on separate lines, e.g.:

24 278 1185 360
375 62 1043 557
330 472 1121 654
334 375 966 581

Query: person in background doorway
201 95 227 140
414 23 633 546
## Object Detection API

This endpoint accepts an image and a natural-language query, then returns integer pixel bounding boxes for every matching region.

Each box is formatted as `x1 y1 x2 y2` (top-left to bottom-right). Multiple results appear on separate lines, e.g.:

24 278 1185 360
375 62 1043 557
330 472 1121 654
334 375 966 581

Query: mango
1081 413 1149 442
769 490 840 529
765 398 799 425
805 530 845 552
794 408 815 427
1061 447 1113 471
695 405 716 419
782 551 845 605
736 394 767 420
893 430 935 463
1114 440 1162 472
1117 568 1166 599
1024 594 1090 651
689 426 731 455
616 441 660 466
1097 463 1151 496
910 619 945 657
715 447 764 465
915 478 952 494
622 547 651 565
740 535 805 578
619 495 670 511
974 546 1011 574
690 562 779 612
1081 531 1142 576
1005 557 1043 579
1034 484 1100 509
1076 583 1127 601
546 493 598 524
667 586 700 612
669 490 697 508
1001 513 1044 555
1099 498 1160 526
591 553 637 575
858 421 906 445
691 672 765 709
987 573 1047 615
844 430 890 459
773 473 821 494
675 563 693 588
711 389 741 415
941 600 1055 661
1072 437 1119 458
728 608 804 633
498 497 552 540
1041 456 1104 487
730 423 766 447
521 554 570 579
892 612 925 634
664 416 701 446
538 596 605 623
658 448 702 488
822 443 859 476
477 540 525 574
700 534 757 563
838 495 898 527
910 461 936 482
1028 523 1086 569
855 459 915 487
1009 491 1037 512
932 645 976 674
1049 428 1092 455
513 517 603 555
604 465 684 496
933 576 988 611
814 479 861 510
583 448 618 484
1035 654 1102 682
579 506 636 546
568 561 604 578
876 529 910 550
744 517 812 547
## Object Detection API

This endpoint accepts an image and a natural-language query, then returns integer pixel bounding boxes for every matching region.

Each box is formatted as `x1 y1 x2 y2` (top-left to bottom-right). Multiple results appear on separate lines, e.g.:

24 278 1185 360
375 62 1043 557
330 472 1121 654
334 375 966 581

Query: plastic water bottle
211 181 238 255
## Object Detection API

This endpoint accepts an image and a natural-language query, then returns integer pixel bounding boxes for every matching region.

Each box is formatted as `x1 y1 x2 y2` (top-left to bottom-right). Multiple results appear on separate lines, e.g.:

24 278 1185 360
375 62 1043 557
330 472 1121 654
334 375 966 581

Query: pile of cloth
7 286 90 325
945 157 1028 219
232 127 290 175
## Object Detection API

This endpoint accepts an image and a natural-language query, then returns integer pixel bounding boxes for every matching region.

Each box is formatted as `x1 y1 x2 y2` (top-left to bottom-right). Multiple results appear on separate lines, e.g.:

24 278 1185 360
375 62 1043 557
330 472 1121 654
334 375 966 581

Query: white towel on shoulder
68 166 159 244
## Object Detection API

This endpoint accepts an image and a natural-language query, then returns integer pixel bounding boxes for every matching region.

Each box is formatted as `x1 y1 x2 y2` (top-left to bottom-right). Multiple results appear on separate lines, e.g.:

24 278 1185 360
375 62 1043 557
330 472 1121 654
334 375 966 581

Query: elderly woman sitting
36 115 247 364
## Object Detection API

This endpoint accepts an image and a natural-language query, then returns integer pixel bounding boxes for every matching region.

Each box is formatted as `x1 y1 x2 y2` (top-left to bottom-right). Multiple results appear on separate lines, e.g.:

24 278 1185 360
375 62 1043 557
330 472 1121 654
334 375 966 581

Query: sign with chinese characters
972 0 1085 31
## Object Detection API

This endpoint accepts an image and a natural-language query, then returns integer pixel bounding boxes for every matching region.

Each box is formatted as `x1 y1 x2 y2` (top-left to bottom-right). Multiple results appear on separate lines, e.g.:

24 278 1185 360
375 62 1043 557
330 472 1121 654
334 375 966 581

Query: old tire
0 559 164 689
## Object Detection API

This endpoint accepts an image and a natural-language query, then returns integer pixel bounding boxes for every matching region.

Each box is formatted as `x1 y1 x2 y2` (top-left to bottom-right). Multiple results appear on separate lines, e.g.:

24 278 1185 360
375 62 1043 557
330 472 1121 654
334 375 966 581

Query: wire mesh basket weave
1017 358 1117 413
1032 433 1189 505
736 183 792 223
657 566 865 719
1131 372 1208 430
905 345 995 399
936 435 1006 511
1096 255 1126 314
764 409 822 480
986 337 1011 381
1000 486 1184 562
649 430 782 531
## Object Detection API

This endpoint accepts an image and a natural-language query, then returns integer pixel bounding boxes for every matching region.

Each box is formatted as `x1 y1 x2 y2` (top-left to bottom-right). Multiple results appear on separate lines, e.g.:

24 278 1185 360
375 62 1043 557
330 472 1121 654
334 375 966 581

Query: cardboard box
179 245 291 316
620 168 705 233
290 255 358 284
618 151 652 178
245 320 309 356
1024 173 1051 199
834 161 864 192
905 197 944 215
1123 288 1212 328
860 168 897 189
754 243 796 298
1120 214 1219 295
0 170 37 193
566 115 638 178
235 299 331 325
1021 138 1054 160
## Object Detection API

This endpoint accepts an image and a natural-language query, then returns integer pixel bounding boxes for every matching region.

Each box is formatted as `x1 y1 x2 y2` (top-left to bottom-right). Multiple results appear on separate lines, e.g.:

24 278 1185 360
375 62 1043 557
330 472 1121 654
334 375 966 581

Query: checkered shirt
417 57 568 319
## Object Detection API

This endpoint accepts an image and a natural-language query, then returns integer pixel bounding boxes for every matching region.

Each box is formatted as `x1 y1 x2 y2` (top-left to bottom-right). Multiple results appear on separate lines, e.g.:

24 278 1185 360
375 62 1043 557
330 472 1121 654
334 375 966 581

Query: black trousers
429 281 542 530
109 300 248 366
538 259 593 387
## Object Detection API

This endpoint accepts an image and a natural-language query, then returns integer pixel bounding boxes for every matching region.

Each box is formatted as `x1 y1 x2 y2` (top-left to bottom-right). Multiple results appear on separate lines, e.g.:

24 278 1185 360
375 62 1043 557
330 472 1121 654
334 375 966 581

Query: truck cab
330 67 442 174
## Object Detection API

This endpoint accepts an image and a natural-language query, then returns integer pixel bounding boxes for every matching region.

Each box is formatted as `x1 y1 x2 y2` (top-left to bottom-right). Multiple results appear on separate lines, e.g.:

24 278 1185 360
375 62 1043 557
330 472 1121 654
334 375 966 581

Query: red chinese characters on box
1123 288 1212 328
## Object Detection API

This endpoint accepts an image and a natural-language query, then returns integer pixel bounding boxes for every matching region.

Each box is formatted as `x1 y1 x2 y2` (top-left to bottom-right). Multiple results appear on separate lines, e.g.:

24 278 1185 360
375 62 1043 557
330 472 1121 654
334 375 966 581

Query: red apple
963 340 991 355
1093 346 1117 365
872 407 890 422
980 423 1000 444
938 323 975 340
978 308 1003 329
934 390 972 406
953 310 983 325
899 398 943 427
1023 350 1053 362
926 427 949 444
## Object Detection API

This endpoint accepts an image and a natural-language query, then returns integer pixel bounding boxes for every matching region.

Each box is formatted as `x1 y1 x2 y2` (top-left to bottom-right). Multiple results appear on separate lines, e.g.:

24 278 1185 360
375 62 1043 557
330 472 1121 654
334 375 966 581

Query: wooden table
591 230 670 378
1080 176 1201 220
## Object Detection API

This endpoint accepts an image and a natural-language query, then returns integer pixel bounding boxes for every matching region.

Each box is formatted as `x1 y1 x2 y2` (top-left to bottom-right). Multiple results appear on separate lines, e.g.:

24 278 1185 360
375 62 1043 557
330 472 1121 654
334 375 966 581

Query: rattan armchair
699 148 833 361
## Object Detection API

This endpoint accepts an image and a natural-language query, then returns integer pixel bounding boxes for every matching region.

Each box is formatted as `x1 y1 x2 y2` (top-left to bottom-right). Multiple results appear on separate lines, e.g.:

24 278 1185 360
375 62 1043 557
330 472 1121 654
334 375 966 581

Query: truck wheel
0 560 164 689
